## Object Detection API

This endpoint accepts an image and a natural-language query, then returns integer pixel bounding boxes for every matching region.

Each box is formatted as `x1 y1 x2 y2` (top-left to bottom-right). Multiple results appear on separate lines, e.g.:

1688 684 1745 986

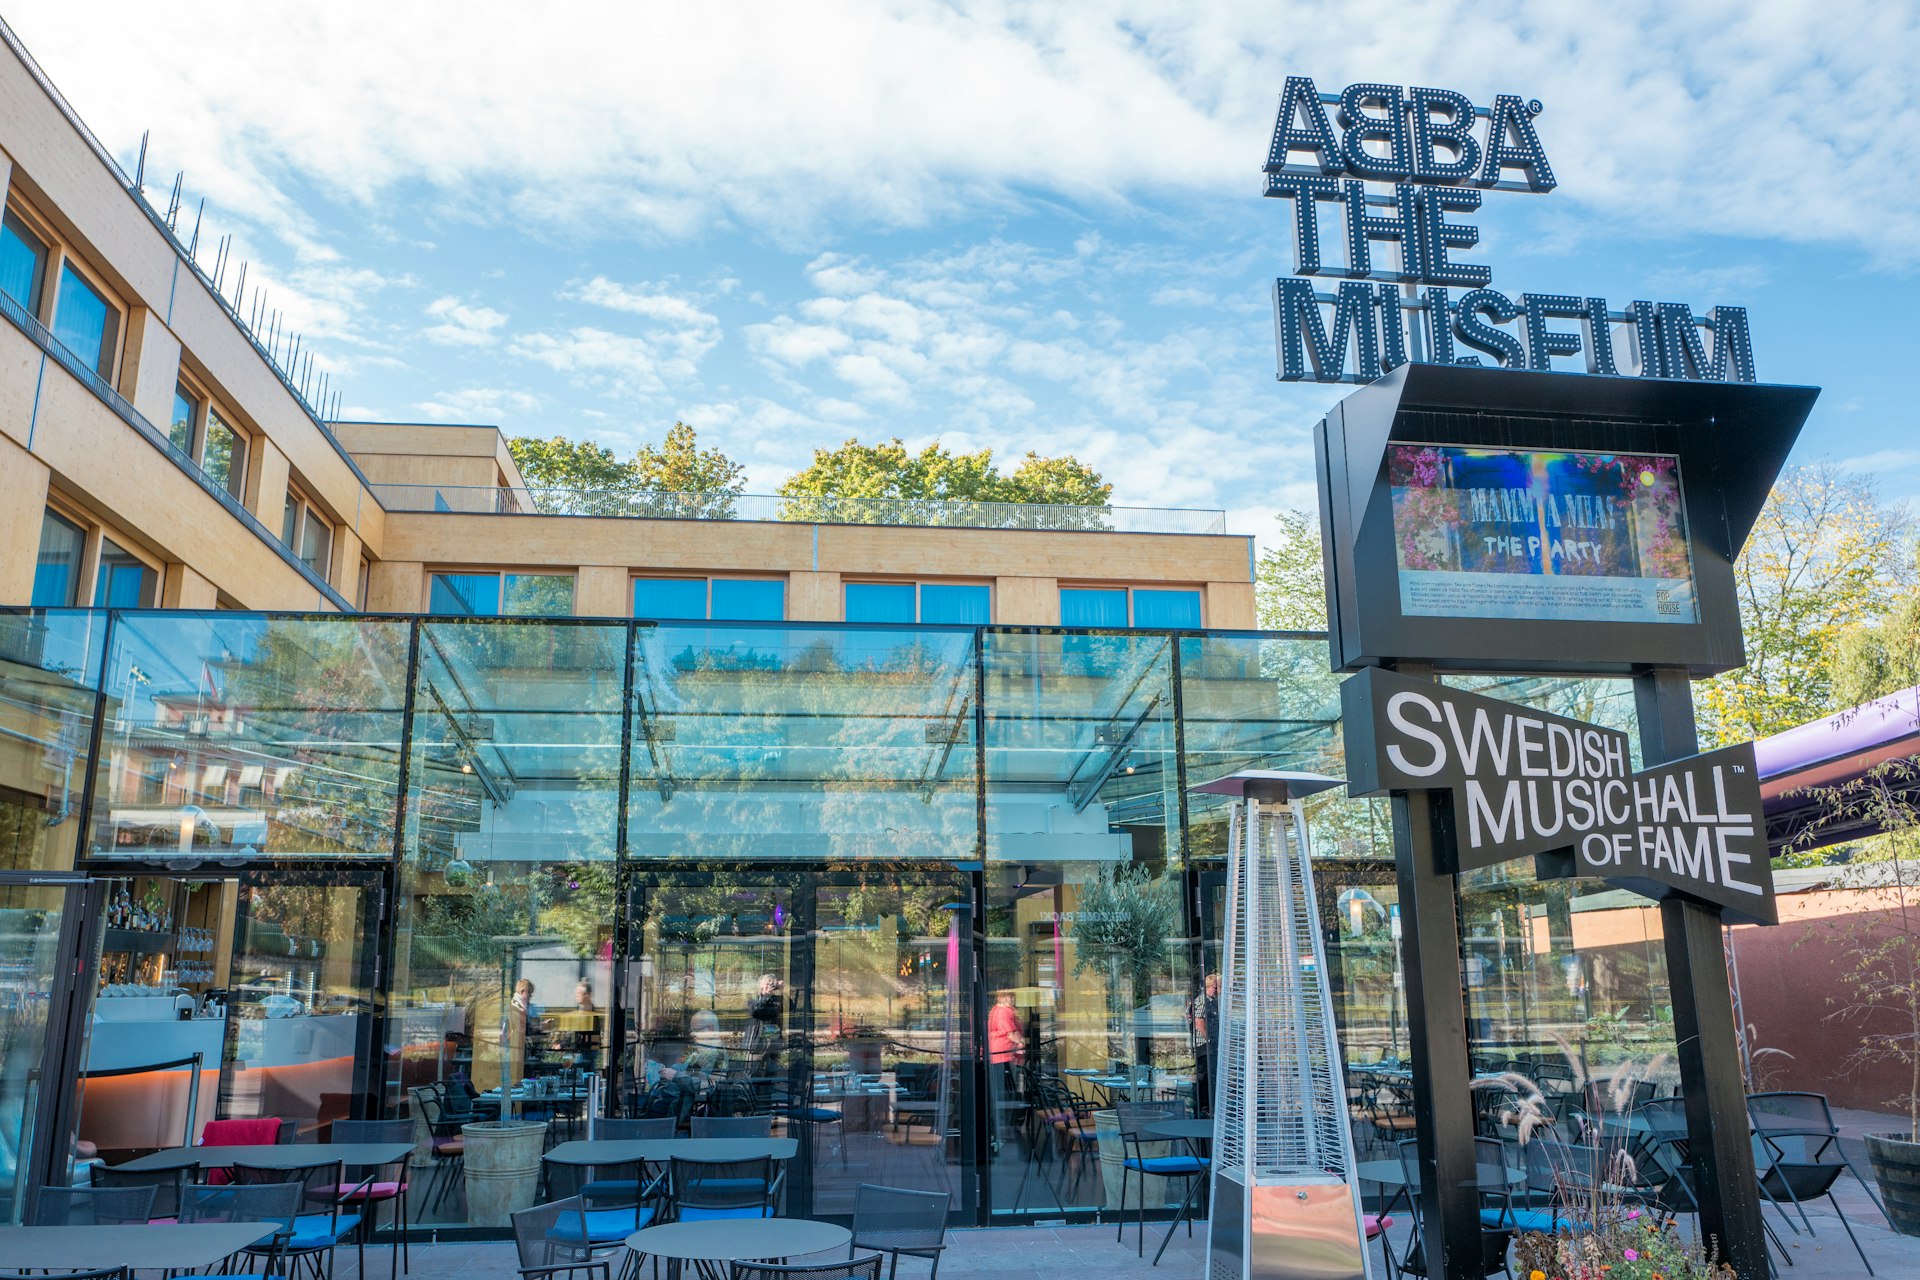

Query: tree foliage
776 438 1111 527
1832 592 1920 710
1255 509 1328 632
1696 463 1912 747
507 422 746 517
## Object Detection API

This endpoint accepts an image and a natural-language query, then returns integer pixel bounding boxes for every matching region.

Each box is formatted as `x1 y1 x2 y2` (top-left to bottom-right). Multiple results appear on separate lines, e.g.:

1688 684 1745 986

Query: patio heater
1192 770 1368 1280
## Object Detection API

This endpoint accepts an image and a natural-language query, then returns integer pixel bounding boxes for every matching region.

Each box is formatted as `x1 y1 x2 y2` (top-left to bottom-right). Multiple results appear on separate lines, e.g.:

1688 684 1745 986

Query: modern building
0 18 1686 1234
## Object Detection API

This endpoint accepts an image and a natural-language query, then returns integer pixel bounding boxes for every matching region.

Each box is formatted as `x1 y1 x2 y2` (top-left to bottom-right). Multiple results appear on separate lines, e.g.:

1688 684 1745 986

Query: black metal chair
89 1162 185 1221
510 1196 609 1280
598 1117 678 1140
29 1185 156 1225
1390 1138 1515 1280
328 1116 415 1277
691 1115 773 1139
543 1155 658 1251
730 1260 883 1280
180 1181 303 1277
849 1183 949 1280
409 1084 469 1216
1112 1101 1206 1257
1747 1092 1879 1273
669 1155 779 1222
232 1158 373 1280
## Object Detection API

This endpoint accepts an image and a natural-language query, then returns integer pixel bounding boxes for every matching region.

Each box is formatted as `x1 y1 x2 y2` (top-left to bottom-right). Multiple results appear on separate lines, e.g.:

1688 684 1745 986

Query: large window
170 382 199 455
0 210 49 316
31 508 87 606
430 571 575 617
281 488 335 578
845 580 990 625
1060 586 1201 628
631 576 785 621
166 381 248 498
51 261 119 380
92 539 157 608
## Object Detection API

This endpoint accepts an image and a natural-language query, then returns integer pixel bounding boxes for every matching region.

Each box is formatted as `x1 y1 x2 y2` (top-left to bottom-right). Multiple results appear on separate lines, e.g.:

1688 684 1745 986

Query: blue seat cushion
284 1212 361 1250
676 1205 771 1222
548 1206 655 1243
1124 1156 1208 1175
1484 1207 1582 1232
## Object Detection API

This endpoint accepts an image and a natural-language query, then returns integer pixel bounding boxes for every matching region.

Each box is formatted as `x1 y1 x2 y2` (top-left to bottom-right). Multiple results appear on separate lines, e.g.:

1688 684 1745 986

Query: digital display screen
1388 444 1698 626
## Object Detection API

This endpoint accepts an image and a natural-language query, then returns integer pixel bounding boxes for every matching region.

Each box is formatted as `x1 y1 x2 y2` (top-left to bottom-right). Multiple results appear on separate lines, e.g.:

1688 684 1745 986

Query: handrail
0 290 353 610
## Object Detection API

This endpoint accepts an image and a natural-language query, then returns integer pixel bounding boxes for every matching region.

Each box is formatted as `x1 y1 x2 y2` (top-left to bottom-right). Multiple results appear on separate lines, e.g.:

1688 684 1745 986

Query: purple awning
1754 684 1920 780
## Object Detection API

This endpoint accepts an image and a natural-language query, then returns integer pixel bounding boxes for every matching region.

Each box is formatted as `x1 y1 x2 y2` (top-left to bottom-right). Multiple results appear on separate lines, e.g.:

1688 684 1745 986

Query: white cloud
567 277 718 329
13 2 1918 263
415 387 542 421
421 296 508 347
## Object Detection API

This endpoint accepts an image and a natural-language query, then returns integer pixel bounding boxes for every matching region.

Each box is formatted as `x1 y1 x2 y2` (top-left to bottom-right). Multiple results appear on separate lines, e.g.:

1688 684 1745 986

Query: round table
627 1218 852 1280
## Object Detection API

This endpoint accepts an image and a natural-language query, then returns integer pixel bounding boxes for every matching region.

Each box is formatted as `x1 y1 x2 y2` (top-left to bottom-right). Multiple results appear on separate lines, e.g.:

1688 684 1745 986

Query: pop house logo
1343 666 1775 924
1264 78 1755 386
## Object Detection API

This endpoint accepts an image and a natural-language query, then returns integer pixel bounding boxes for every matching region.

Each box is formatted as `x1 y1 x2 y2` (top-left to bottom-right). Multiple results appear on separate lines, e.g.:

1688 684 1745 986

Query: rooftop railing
371 483 1231 534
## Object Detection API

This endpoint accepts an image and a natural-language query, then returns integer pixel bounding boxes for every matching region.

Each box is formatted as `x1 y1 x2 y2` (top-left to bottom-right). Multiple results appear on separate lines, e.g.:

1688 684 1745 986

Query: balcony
370 483 1229 535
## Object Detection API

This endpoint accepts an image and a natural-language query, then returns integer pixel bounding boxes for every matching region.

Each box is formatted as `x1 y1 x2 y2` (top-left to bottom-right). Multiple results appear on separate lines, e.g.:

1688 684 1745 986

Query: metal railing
371 483 1229 534
0 290 352 611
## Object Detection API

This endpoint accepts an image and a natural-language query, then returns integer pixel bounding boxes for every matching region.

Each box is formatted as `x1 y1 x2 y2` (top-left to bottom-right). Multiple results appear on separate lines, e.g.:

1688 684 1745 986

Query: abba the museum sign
1266 78 1755 385
1279 72 1820 1280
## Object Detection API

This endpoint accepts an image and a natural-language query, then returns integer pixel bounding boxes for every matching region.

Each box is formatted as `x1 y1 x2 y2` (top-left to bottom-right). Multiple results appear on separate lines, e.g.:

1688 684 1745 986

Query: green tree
1696 463 1912 746
776 438 1111 528
1255 509 1328 632
1832 592 1920 710
508 423 746 518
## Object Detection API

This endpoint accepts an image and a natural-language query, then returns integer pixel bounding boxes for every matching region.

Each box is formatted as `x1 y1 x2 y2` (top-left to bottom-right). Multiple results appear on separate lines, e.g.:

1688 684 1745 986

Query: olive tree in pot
1797 756 1920 1235
1071 862 1176 1077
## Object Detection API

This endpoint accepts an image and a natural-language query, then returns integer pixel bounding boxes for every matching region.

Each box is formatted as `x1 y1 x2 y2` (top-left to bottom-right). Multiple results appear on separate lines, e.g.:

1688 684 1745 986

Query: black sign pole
1633 667 1767 1279
1386 662 1483 1280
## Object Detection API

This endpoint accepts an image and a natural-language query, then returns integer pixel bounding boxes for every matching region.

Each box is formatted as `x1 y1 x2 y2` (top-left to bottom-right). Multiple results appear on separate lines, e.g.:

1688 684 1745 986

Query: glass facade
0 607 1673 1230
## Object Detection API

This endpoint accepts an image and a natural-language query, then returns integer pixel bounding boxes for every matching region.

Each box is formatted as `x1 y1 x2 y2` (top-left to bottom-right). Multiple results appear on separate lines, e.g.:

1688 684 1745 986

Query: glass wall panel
1442 675 1675 1095
86 613 410 859
501 573 574 617
0 612 106 871
0 883 69 1222
625 623 979 863
430 573 500 616
392 620 625 1219
981 630 1182 1216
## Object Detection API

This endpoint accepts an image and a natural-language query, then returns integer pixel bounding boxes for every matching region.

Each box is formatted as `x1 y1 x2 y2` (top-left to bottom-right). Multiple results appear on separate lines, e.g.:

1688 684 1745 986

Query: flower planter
1864 1131 1920 1237
462 1119 549 1227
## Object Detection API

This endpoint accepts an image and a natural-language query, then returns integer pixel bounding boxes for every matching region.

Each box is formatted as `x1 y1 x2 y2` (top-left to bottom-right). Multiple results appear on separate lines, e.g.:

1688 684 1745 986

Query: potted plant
1794 755 1920 1235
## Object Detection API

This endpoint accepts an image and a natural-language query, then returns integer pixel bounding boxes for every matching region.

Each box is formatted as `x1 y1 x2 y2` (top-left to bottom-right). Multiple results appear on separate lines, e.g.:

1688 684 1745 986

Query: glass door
0 881 78 1223
625 868 975 1222
220 867 383 1138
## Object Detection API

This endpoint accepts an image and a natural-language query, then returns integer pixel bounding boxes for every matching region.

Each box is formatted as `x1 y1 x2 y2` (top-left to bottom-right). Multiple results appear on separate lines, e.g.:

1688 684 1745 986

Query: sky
9 1 1919 546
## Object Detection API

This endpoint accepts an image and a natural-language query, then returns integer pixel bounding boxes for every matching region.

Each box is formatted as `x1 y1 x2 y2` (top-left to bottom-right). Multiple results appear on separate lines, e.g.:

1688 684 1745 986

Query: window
1059 586 1202 628
845 581 990 625
93 539 157 608
51 261 119 379
281 488 334 577
202 409 245 498
0 210 49 315
170 382 200 455
357 557 371 612
632 576 786 621
31 509 86 606
430 571 574 617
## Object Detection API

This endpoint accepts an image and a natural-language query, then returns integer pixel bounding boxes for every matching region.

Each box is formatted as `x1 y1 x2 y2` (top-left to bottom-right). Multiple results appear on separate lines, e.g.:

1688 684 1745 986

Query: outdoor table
1144 1117 1216 1266
545 1136 799 1165
1355 1157 1525 1218
0 1221 277 1269
119 1141 416 1173
626 1217 852 1280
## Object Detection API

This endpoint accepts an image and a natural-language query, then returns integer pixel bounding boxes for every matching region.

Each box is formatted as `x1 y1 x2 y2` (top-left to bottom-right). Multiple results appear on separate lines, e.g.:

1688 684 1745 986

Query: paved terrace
323 1107 1920 1280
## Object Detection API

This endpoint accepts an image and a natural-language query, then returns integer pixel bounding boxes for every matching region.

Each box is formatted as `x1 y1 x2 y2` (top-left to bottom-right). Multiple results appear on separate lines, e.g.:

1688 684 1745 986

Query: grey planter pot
1864 1131 1920 1238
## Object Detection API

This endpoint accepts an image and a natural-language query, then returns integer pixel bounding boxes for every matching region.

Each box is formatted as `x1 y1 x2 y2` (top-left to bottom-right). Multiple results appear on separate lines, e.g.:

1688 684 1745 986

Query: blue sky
12 2 1918 543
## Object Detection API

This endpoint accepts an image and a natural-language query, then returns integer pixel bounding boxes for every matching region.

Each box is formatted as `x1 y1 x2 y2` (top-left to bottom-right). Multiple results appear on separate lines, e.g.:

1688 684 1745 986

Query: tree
776 438 1111 528
508 423 746 518
1832 593 1920 710
1695 463 1912 747
1255 509 1328 632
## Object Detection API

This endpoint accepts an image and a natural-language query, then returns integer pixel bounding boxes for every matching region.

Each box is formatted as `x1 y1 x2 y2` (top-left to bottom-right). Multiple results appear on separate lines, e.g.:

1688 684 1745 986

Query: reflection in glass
0 884 66 1223
0 611 106 870
30 511 86 608
52 262 118 379
392 620 625 1221
93 540 155 609
87 613 409 858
